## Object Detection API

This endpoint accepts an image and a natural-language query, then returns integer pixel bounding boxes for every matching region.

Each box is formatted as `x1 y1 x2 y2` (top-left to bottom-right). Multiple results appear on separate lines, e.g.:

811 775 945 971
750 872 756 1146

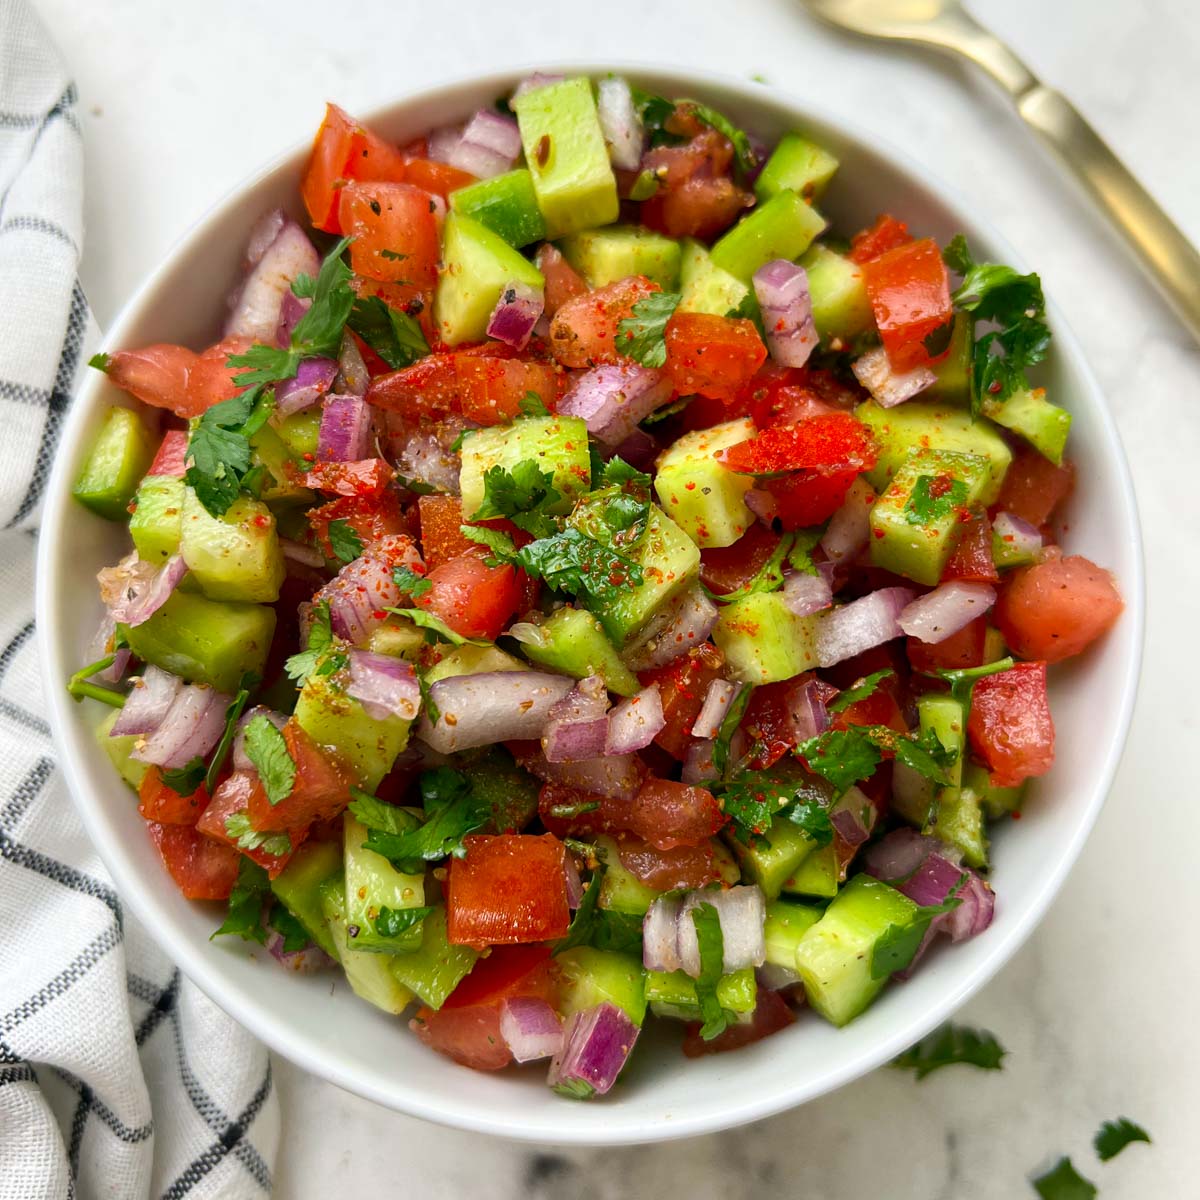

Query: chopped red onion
346 650 421 722
852 345 936 408
820 477 876 564
225 211 320 343
831 806 870 848
606 427 659 472
543 675 610 763
500 997 564 1063
891 760 934 823
604 685 665 755
781 570 833 617
547 1002 639 1098
397 428 462 495
681 738 718 785
564 855 585 910
899 581 996 644
676 886 767 977
317 394 372 462
642 895 683 973
814 586 917 668
426 125 462 164
100 552 188 628
434 110 522 179
744 487 777 528
134 683 230 768
280 538 325 569
517 748 644 802
788 675 837 743
557 363 672 447
275 356 338 416
275 289 310 348
232 707 287 772
86 613 131 684
621 585 718 671
418 671 575 754
691 680 740 741
316 534 420 646
266 930 336 973
754 259 819 368
336 332 369 397
486 281 545 350
512 72 564 99
993 510 1043 560
597 77 644 171
111 665 183 737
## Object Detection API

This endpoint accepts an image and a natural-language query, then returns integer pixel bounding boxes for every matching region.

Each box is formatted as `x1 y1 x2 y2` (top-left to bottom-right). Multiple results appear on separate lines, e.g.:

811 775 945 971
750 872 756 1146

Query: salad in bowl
64 70 1124 1103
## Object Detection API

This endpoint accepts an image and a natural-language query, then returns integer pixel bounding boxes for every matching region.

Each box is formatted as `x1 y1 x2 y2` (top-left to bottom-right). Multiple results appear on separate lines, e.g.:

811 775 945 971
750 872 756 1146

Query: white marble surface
33 0 1200 1194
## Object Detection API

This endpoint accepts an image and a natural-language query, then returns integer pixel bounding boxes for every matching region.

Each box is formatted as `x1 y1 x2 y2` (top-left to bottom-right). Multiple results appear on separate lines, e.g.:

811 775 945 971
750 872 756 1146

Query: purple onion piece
681 738 718 786
102 554 188 629
317 394 372 462
781 570 833 617
604 685 665 755
345 650 421 722
486 281 544 350
542 675 610 763
511 72 564 99
111 665 183 737
898 581 997 645
820 477 876 564
266 930 337 973
851 345 936 408
336 332 369 397
276 290 311 348
418 672 576 755
557 363 672 447
606 427 659 472
621 585 718 671
564 856 585 911
518 750 643 802
315 534 417 647
280 538 325 569
831 806 870 848
547 1003 640 1099
754 259 819 368
691 680 740 741
814 586 917 669
597 77 644 171
676 886 767 977
788 676 835 743
500 998 564 1063
275 356 338 417
993 510 1043 560
225 213 321 343
133 683 231 768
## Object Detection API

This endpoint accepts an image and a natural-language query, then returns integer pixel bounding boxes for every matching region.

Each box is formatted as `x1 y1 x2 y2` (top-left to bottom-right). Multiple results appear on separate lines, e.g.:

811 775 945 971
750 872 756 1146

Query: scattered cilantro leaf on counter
363 767 489 872
691 902 732 1041
374 905 434 940
871 875 966 979
392 564 432 599
211 858 271 944
827 669 895 714
88 351 111 372
243 715 295 806
1094 1117 1151 1162
327 519 364 564
470 459 564 538
1032 1157 1097 1200
346 294 429 369
617 292 681 368
891 1023 1007 1080
285 601 334 685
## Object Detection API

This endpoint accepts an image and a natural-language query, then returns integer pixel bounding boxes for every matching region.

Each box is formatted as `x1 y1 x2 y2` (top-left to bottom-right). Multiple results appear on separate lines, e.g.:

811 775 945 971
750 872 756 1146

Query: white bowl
36 62 1144 1145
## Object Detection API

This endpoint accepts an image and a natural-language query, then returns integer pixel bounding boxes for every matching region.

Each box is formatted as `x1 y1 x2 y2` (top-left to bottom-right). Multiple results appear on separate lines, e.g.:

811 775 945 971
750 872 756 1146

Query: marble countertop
33 0 1198 1194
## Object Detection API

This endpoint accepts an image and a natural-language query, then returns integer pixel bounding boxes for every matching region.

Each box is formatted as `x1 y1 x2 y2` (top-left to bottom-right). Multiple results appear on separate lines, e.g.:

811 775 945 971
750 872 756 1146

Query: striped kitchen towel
0 1 280 1195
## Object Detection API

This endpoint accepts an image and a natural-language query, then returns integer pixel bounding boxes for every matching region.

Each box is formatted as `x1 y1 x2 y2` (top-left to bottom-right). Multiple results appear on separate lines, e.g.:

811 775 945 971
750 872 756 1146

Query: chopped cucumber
595 835 662 916
755 132 839 204
557 946 647 1026
129 476 185 564
983 386 1071 466
713 591 821 684
654 419 756 549
646 966 757 1022
678 237 750 316
710 189 826 282
320 875 414 1015
559 224 681 290
96 708 149 791
388 906 479 1009
514 607 640 696
726 813 818 900
72 406 157 520
179 488 284 604
782 844 839 899
799 243 873 344
342 813 427 954
423 643 529 684
449 168 547 248
762 898 823 975
270 840 343 960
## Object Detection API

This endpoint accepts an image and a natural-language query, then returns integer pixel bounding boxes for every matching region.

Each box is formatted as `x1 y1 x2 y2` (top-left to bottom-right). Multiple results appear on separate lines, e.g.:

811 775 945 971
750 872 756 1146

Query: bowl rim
35 58 1145 1144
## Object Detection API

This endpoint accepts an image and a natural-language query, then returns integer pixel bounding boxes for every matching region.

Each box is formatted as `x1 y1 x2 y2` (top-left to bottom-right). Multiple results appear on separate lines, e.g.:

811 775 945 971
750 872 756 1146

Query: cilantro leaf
711 682 752 778
469 458 564 538
783 794 835 846
184 386 275 517
904 474 969 526
718 767 835 847
392 564 432 599
346 294 429 370
286 236 356 358
211 858 271 943
285 601 334 685
877 725 957 786
515 527 644 604
327 519 364 564
222 812 293 859
827 669 895 714
926 656 1015 707
1032 1158 1097 1200
347 785 417 835
88 351 111 372
871 874 966 978
891 1022 1007 1079
554 863 607 955
518 390 550 418
363 766 490 872
388 607 489 647
1094 1117 1151 1162
374 905 434 940
795 728 882 793
205 679 256 794
683 100 759 173
459 523 519 564
628 169 660 201
617 292 681 368
269 904 311 953
691 902 732 1041
628 85 677 146
599 457 652 491
243 715 295 806
159 757 206 796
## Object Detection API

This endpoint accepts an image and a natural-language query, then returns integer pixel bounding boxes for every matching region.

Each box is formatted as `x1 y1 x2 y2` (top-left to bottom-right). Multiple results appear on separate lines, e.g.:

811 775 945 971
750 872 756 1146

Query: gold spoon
801 0 1200 341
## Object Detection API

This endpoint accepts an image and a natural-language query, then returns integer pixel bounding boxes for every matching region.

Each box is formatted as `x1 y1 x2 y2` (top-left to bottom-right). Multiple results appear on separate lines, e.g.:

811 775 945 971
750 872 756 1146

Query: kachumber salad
68 72 1124 1099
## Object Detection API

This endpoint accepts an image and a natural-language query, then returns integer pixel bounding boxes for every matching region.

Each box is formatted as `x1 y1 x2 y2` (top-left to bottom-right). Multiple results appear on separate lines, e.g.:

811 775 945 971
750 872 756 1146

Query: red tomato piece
147 821 241 900
104 345 195 416
549 276 661 368
830 684 907 734
410 1006 512 1071
627 778 725 850
639 642 726 760
742 676 840 770
147 429 189 478
848 214 912 264
417 494 475 569
994 554 1123 664
138 767 210 826
301 104 408 234
453 357 560 425
616 835 725 891
663 312 767 403
246 721 354 833
337 181 439 287
446 834 570 946
534 243 588 316
682 987 795 1057
862 237 953 371
304 458 395 497
967 661 1055 787
307 489 409 558
415 553 521 641
195 771 305 878
700 525 782 596
641 176 752 241
906 616 988 673
400 156 476 202
942 510 999 584
185 335 254 416
718 413 877 477
994 447 1075 528
536 783 625 840
762 467 861 529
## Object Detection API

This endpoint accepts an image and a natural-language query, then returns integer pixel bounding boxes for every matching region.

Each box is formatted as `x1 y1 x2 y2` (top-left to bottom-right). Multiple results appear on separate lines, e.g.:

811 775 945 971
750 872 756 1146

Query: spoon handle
1016 84 1200 341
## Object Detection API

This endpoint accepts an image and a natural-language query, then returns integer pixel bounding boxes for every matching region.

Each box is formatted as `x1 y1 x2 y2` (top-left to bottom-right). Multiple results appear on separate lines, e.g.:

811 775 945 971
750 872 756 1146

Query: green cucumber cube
119 590 275 694
868 447 993 585
646 966 757 1022
96 708 150 791
511 76 619 238
388 906 479 1009
927 312 973 404
963 762 1025 821
423 643 529 684
458 414 591 520
932 787 989 869
433 212 545 346
983 386 1071 466
180 487 285 604
72 406 157 521
762 898 823 974
919 694 966 789
654 418 756 549
271 840 343 960
799 243 873 344
449 168 547 247
595 835 663 915
557 946 647 1026
755 132 839 204
678 237 750 316
129 476 185 564
559 224 681 290
249 425 313 508
342 813 427 954
710 189 826 282
781 845 839 899
795 875 918 1026
515 607 640 696
713 591 821 684
320 876 415 1015
725 813 818 900
367 617 426 660
275 408 321 459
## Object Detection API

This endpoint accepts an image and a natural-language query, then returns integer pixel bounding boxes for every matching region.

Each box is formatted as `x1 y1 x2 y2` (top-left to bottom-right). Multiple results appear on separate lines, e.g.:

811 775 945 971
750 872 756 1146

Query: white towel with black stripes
0 2 280 1195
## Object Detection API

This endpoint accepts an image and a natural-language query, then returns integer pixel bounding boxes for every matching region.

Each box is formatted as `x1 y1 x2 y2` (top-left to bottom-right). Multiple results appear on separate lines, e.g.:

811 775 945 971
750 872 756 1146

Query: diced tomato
410 1005 513 1071
743 676 839 770
822 641 910 692
400 156 476 202
549 276 661 368
307 489 409 558
967 662 1055 787
196 771 304 878
642 176 752 241
147 429 188 478
639 642 726 759
536 783 625 840
700 525 782 596
337 181 439 287
906 615 988 673
246 721 353 833
453 357 559 425
415 553 522 641
138 767 210 826
830 682 906 734
717 414 877 477
417 494 474 569
367 352 463 420
763 468 862 529
535 243 588 316
681 987 795 1057
663 312 766 403
942 510 999 583
304 458 395 496
848 214 912 264
627 778 725 850
642 128 734 187
994 554 1123 664
104 345 195 416
301 104 408 234
147 821 241 900
446 834 570 946
862 238 952 371
616 835 726 891
994 447 1075 528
